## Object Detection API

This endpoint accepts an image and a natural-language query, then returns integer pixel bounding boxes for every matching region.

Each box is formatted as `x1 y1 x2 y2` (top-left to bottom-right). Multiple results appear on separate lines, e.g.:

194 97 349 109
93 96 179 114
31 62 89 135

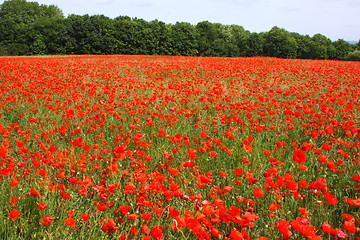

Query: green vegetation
0 0 359 59
346 51 360 61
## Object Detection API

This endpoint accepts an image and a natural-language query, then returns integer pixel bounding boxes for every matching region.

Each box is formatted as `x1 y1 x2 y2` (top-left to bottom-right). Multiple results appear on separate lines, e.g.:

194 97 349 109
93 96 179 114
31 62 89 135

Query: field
0 55 359 239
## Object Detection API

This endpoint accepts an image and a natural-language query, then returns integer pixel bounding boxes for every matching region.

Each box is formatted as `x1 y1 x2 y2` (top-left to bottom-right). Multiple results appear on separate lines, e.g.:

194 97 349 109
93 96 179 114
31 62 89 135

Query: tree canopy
0 0 358 59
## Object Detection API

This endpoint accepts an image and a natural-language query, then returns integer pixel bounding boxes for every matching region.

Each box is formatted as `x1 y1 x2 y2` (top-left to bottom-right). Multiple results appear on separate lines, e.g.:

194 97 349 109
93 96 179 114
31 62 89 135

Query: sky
3 0 360 41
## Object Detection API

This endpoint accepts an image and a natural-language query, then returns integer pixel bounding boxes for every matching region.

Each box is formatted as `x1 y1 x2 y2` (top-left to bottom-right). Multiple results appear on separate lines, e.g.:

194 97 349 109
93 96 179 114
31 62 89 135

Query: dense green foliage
345 51 360 61
0 0 358 59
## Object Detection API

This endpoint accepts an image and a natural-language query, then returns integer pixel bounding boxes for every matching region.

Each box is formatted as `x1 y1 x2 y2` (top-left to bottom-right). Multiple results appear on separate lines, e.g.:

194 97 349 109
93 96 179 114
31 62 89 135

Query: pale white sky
3 0 360 41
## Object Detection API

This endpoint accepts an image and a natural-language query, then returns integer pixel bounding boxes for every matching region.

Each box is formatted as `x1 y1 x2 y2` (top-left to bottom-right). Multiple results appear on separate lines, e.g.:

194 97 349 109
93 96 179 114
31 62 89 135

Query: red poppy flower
298 207 310 216
341 213 355 223
30 187 41 197
183 160 196 167
286 180 298 191
0 148 8 158
324 192 338 206
167 167 179 176
40 215 54 226
117 205 130 215
228 229 244 239
322 143 332 150
210 227 223 237
219 170 228 178
169 208 180 218
128 214 139 221
8 209 20 221
37 202 48 210
81 213 90 222
130 226 139 235
269 204 281 211
243 143 253 153
64 218 76 228
60 190 71 199
275 219 293 239
234 168 243 177
210 151 218 158
188 148 197 160
96 203 108 211
141 223 150 234
253 187 265 198
298 165 308 171
10 196 18 205
293 149 306 163
102 218 116 235
150 225 164 239
264 149 272 156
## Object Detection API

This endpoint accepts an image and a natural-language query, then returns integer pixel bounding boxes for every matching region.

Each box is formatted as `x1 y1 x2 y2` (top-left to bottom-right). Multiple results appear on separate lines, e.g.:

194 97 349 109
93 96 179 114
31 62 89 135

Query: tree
147 20 172 55
209 23 229 57
290 33 313 59
212 24 247 57
33 17 70 54
309 33 332 59
356 40 360 50
0 0 63 55
87 14 118 54
226 24 250 57
263 26 297 58
331 39 353 60
195 21 221 56
113 17 152 55
113 16 136 54
0 0 348 59
170 22 198 56
345 50 360 61
245 32 264 57
65 14 119 54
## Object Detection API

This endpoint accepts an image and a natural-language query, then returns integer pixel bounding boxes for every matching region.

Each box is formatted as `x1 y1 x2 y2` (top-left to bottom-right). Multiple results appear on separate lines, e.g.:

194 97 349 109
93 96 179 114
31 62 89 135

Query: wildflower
37 202 48 210
64 218 76 228
264 149 272 156
269 204 281 211
102 218 116 235
253 187 265 197
40 216 54 226
243 143 253 153
234 168 243 177
343 221 356 234
30 187 41 197
324 192 338 206
275 219 292 239
128 214 139 221
96 203 108 211
188 148 197 160
293 149 306 163
151 225 164 239
210 151 218 158
9 209 20 221
81 213 90 222
141 212 153 222
10 196 18 205
228 229 244 239
141 224 150 234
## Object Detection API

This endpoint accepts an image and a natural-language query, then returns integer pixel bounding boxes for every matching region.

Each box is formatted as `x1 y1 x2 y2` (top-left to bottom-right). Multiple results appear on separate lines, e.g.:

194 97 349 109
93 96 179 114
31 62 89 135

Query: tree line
1 0 360 60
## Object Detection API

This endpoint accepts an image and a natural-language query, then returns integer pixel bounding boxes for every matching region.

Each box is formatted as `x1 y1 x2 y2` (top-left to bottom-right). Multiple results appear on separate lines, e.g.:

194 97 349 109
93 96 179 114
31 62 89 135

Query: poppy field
0 55 359 239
